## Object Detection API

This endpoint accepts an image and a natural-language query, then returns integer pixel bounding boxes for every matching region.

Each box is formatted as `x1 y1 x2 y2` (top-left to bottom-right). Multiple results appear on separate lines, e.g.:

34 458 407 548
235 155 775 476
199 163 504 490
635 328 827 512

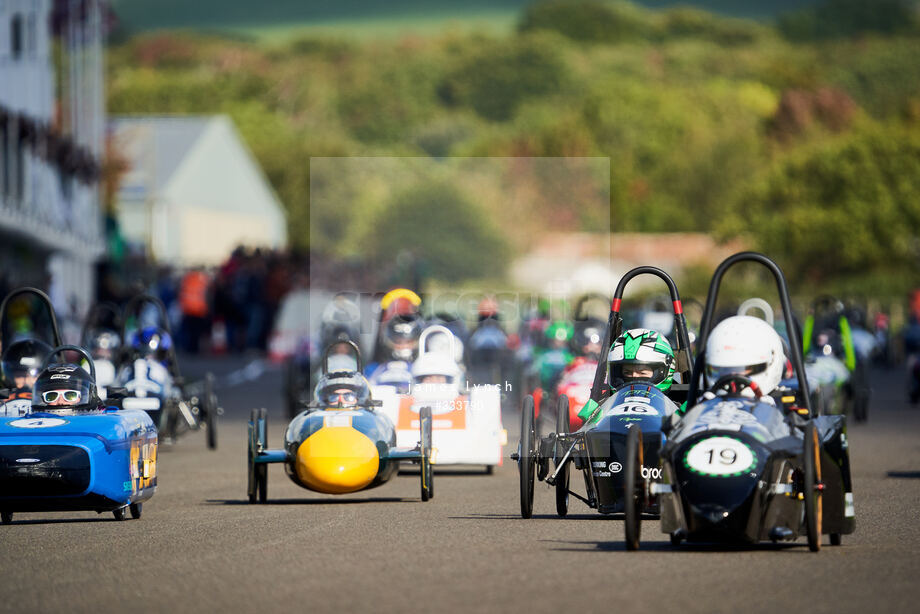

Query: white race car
372 325 506 471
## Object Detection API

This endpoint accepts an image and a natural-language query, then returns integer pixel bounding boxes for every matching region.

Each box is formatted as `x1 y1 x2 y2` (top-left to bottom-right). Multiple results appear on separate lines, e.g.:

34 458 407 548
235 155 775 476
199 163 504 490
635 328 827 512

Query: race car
554 293 609 431
374 325 506 472
81 301 124 397
116 294 220 449
248 340 433 501
0 345 157 523
624 252 856 551
513 266 694 519
803 295 870 421
0 287 62 417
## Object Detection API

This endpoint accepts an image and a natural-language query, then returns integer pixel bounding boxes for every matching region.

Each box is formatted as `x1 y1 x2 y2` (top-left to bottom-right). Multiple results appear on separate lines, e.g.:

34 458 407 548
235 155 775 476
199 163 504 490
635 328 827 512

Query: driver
131 326 174 369
1 339 53 393
382 315 423 362
704 315 785 402
31 363 101 416
577 328 675 424
314 371 371 410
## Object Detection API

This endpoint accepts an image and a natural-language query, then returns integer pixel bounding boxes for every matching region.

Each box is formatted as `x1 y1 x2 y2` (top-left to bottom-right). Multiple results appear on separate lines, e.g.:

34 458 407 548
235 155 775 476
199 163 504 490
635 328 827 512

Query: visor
610 361 669 386
706 363 767 381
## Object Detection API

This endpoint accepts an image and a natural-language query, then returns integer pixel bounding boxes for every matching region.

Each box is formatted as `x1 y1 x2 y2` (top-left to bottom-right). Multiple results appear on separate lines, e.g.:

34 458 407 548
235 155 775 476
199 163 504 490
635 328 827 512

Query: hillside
111 0 819 34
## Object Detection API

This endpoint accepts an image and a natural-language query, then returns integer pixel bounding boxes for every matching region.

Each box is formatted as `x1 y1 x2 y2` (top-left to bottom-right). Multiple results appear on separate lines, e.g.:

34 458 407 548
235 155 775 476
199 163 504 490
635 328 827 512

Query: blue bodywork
0 409 157 514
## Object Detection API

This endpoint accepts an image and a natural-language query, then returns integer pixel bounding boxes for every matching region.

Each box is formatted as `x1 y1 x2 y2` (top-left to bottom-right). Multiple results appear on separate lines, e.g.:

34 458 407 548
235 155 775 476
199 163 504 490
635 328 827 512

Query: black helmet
320 295 362 347
573 319 605 360
31 363 100 415
383 315 423 361
313 371 371 409
1 339 53 388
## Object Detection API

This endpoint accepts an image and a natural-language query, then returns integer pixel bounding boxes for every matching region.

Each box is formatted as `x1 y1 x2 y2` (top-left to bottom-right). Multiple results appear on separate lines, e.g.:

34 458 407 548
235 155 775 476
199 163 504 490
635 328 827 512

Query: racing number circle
684 436 756 477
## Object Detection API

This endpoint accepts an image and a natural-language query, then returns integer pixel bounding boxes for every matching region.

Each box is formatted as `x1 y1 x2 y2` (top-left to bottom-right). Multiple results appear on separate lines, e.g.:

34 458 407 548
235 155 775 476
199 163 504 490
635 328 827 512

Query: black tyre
247 408 259 503
519 395 537 519
555 394 569 518
257 408 268 504
112 507 127 521
1 511 11 524
624 426 644 551
204 374 218 450
830 533 842 546
670 532 683 547
804 422 823 552
130 503 143 520
419 407 434 501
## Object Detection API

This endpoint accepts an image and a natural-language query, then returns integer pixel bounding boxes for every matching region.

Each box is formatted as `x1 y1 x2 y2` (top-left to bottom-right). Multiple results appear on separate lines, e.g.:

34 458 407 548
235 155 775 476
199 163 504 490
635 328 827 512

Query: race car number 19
684 436 756 477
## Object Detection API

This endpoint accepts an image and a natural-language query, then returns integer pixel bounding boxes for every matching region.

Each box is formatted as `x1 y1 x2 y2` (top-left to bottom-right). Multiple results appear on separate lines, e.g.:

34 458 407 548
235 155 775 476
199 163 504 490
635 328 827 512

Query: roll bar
42 345 96 382
686 251 812 415
589 266 693 403
0 287 63 349
322 339 363 376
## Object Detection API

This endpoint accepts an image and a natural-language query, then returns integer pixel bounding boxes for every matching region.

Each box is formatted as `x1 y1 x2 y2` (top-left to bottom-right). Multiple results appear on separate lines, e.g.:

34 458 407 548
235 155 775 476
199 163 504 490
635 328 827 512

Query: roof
111 116 212 195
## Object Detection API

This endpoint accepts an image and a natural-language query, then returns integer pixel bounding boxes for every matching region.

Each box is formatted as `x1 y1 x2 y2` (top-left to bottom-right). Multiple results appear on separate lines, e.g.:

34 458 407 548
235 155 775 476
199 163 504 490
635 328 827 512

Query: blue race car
0 345 157 523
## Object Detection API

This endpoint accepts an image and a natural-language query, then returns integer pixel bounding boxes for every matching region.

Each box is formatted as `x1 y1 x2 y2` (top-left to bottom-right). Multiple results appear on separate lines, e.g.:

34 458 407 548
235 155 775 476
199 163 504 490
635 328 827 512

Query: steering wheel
710 374 762 399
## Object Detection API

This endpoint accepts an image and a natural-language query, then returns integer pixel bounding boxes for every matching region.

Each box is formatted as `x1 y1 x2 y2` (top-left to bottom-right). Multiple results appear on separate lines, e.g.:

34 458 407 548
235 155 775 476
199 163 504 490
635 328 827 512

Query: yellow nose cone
295 427 380 494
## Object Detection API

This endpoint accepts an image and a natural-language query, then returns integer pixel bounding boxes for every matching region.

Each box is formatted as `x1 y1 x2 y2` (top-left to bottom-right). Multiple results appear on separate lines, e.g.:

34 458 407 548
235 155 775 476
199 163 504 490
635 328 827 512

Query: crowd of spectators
98 246 307 354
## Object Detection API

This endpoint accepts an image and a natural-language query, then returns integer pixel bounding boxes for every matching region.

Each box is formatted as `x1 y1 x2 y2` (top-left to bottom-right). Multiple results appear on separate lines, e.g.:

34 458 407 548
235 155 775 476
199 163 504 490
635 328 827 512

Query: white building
0 0 105 315
111 115 288 266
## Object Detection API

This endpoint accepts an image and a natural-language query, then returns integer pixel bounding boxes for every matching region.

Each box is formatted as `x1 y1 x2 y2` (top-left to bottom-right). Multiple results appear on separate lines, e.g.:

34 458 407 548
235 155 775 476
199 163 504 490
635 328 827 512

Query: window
11 13 23 60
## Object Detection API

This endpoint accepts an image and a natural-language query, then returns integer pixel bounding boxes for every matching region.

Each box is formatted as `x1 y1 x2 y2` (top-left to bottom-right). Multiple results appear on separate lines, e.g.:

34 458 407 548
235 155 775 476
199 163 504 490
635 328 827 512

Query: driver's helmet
320 296 361 347
608 328 675 392
572 319 604 360
87 330 121 361
314 371 371 409
705 315 785 396
31 363 99 415
383 315 423 361
411 351 462 387
131 326 172 363
545 320 574 347
1 339 52 390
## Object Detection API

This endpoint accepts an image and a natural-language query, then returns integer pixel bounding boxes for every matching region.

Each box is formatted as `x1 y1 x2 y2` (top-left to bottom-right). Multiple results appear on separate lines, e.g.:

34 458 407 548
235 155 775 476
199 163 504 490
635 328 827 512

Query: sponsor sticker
845 492 855 517
15 458 41 464
592 461 606 468
683 436 757 477
608 462 622 473
641 466 663 480
9 418 68 429
593 471 611 478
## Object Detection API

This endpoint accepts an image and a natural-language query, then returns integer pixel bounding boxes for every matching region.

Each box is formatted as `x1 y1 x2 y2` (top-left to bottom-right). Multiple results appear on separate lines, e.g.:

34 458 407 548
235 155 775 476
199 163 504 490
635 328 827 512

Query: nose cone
295 427 380 494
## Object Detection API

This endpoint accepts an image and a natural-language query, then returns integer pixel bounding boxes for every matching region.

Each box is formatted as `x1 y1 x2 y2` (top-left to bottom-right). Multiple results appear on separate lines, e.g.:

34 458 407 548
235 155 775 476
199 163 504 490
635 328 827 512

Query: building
111 115 287 266
0 0 105 316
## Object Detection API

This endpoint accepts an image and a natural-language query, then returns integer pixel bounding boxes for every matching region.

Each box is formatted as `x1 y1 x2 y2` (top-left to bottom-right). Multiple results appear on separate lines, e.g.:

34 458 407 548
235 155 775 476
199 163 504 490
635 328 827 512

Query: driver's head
705 315 785 395
1 339 52 390
314 372 371 409
31 363 99 415
608 328 675 392
384 315 423 361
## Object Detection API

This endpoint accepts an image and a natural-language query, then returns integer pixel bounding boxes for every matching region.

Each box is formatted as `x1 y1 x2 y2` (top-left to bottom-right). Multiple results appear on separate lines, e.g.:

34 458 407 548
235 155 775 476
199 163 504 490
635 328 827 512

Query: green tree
361 180 510 282
721 126 920 292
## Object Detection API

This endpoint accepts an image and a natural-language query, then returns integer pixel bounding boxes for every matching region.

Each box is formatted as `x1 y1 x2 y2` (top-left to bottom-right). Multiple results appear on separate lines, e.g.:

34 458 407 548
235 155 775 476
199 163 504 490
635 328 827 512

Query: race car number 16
684 436 756 477
607 403 654 416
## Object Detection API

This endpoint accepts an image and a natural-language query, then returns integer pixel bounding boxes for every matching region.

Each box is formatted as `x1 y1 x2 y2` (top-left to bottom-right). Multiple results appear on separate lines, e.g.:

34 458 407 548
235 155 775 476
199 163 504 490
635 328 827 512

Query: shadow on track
544 538 806 553
205 497 416 506
1 516 115 526
887 471 920 479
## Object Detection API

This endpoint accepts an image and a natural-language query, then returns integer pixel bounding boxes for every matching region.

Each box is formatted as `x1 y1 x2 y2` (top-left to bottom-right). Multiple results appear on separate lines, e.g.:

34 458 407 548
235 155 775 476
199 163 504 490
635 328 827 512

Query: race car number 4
9 418 68 428
684 437 755 476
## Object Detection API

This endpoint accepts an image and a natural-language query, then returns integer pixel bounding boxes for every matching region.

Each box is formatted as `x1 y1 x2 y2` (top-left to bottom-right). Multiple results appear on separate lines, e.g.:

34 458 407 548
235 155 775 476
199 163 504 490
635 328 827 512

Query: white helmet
705 315 785 395
411 351 462 386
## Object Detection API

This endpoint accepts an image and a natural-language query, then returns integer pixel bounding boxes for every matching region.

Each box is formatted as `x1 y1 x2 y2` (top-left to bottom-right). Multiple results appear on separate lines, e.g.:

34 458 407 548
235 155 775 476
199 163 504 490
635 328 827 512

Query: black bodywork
633 252 856 551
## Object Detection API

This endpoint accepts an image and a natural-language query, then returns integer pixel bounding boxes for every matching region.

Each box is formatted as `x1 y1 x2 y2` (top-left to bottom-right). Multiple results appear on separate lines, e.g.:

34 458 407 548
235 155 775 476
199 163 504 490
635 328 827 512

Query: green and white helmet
608 328 675 392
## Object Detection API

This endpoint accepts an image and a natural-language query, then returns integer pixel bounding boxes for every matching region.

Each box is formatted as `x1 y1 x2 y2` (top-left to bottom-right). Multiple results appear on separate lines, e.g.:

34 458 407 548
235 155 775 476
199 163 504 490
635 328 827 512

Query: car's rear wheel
624 426 644 551
1 511 12 524
112 507 127 521
204 374 218 450
130 503 143 519
519 395 537 519
420 406 434 501
804 422 823 552
555 394 570 518
830 533 842 546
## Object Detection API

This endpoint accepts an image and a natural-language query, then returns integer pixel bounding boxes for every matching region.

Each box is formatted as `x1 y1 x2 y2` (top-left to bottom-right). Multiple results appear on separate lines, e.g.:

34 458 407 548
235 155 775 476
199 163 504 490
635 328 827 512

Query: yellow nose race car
247 340 433 502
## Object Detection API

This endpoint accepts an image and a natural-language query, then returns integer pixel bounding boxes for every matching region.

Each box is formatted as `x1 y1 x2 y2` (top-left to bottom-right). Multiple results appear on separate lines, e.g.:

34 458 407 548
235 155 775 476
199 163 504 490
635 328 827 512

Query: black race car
623 252 856 551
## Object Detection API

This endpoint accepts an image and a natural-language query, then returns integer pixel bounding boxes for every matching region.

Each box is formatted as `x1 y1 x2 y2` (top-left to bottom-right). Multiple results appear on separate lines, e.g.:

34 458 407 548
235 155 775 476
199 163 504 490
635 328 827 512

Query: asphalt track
2 356 919 614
